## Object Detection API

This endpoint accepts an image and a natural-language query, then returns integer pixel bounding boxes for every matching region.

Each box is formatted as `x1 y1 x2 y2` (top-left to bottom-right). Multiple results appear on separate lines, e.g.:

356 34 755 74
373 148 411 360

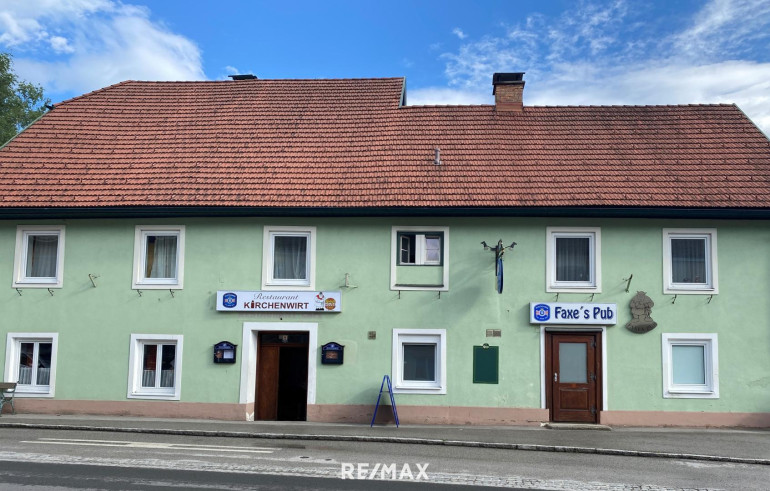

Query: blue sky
2 0 770 133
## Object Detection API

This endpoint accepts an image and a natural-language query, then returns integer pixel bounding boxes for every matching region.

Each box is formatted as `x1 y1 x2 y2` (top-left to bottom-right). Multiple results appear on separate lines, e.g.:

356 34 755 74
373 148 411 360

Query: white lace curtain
555 237 590 282
671 238 706 283
17 342 52 386
26 235 58 277
146 236 178 279
273 236 307 280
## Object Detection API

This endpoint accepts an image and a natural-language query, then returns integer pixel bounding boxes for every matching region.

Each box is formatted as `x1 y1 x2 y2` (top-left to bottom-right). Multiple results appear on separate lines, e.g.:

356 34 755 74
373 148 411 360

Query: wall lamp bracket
624 274 633 293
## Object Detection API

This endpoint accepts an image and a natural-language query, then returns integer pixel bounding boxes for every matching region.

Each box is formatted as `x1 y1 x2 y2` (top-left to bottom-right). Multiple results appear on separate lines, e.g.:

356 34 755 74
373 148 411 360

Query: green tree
0 52 50 145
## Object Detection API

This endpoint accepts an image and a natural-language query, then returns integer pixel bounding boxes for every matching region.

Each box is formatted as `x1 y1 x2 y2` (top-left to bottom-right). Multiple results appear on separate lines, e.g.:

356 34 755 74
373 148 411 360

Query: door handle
553 372 558 382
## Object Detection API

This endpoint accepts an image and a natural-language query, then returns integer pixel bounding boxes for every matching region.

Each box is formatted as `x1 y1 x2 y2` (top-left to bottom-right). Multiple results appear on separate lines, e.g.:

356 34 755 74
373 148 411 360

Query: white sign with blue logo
530 302 617 325
216 291 342 312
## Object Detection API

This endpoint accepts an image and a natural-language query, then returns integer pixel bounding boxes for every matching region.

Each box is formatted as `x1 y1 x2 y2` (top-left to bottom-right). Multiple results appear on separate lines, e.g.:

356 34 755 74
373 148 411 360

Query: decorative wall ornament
626 291 657 334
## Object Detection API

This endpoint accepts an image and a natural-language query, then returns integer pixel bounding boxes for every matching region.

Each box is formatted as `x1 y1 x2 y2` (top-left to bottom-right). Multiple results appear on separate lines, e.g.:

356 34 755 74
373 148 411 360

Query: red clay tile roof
1 77 769 210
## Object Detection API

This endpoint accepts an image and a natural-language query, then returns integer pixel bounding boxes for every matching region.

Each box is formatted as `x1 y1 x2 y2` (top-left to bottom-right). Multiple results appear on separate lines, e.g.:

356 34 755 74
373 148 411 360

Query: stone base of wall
600 410 770 428
9 399 251 420
307 404 548 426
6 400 769 428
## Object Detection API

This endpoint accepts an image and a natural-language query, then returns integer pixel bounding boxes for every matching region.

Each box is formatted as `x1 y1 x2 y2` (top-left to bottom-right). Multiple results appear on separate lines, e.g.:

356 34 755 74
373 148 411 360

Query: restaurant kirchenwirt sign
216 291 341 312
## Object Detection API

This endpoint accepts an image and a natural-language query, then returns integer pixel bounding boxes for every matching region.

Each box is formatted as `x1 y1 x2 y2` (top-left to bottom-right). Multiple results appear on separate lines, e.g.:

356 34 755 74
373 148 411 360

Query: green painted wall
1 217 768 413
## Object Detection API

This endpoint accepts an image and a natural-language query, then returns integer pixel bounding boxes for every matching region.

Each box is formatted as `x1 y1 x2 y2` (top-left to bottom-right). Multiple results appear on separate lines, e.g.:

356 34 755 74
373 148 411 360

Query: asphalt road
0 428 766 490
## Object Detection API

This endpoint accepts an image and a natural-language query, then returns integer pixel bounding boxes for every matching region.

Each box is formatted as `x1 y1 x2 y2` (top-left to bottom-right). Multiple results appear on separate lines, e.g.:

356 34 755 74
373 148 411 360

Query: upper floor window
546 227 601 293
13 225 65 288
398 232 443 266
132 226 185 289
262 226 316 290
662 229 718 294
391 226 449 291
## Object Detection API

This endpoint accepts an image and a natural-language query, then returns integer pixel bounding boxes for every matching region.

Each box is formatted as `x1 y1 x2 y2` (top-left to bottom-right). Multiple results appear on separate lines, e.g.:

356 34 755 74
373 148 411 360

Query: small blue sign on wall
321 342 344 365
213 341 237 364
222 292 237 309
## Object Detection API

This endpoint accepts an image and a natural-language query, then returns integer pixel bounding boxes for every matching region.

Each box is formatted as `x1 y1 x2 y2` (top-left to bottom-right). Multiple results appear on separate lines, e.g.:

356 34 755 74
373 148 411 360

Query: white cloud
49 36 74 54
452 28 467 40
672 0 770 61
419 0 770 134
0 1 205 98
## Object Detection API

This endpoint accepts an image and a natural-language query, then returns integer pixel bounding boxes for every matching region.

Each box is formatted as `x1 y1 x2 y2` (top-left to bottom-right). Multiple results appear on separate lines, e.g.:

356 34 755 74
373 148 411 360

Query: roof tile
1 78 769 209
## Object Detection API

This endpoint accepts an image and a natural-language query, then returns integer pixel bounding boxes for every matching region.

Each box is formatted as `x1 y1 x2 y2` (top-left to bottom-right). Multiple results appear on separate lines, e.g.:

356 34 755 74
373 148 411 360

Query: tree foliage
0 52 50 145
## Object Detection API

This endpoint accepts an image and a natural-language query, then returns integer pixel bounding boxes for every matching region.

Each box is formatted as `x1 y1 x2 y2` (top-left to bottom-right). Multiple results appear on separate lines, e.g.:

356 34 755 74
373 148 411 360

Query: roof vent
492 72 525 112
228 74 258 80
434 148 442 165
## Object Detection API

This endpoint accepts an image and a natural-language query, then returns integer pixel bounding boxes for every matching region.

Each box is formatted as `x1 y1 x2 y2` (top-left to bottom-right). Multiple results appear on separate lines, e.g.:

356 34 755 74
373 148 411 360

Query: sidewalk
1 414 768 465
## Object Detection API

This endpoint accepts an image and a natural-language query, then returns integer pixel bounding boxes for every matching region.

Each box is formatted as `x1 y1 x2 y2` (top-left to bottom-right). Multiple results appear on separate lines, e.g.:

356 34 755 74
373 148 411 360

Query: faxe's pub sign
530 302 617 325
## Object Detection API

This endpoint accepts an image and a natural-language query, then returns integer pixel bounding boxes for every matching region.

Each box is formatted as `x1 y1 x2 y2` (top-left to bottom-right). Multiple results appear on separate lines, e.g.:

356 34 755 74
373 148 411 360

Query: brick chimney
493 72 525 112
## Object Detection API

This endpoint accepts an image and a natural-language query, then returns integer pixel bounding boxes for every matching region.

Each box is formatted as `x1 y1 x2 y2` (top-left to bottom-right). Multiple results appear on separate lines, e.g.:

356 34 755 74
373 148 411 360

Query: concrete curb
2 422 768 466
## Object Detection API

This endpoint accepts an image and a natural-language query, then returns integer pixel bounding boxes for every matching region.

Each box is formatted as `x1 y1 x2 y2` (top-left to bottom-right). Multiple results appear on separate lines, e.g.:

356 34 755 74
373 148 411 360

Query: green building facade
2 216 768 426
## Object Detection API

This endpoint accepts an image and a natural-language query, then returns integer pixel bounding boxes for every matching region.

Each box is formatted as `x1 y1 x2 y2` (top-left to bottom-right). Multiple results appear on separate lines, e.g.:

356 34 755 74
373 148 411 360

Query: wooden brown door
546 332 601 423
256 344 280 420
256 332 309 421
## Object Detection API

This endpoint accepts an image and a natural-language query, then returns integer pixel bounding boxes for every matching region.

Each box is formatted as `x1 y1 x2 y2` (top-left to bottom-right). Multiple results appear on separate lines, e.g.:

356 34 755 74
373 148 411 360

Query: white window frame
132 226 186 289
392 329 446 394
4 333 58 398
390 226 450 291
662 228 718 294
262 226 316 290
127 334 183 400
12 225 65 288
662 333 719 399
546 227 601 293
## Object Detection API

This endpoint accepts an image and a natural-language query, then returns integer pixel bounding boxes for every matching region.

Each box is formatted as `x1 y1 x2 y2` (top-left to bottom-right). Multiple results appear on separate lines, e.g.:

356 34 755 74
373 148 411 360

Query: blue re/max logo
533 304 550 321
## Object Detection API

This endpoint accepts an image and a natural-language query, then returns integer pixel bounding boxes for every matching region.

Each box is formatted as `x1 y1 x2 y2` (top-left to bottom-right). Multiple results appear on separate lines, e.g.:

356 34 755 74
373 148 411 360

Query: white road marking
21 438 278 454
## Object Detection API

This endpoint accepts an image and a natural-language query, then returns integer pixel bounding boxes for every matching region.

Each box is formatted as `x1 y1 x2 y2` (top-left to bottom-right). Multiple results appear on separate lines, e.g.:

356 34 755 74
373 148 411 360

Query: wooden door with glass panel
546 332 601 423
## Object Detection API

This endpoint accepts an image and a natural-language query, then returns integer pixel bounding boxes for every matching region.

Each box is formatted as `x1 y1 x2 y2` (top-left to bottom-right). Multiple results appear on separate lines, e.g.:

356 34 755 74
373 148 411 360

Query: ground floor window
391 329 446 394
662 333 719 398
3 333 58 397
127 334 183 400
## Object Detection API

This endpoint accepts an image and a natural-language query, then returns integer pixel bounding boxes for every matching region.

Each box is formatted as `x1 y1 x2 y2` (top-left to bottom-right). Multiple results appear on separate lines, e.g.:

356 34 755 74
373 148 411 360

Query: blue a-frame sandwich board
370 375 399 427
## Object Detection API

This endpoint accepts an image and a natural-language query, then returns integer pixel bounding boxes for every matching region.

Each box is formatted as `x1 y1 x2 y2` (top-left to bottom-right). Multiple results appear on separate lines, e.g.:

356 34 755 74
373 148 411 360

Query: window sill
262 284 315 291
393 386 446 395
664 391 718 399
546 286 601 293
392 284 447 291
12 283 62 289
127 392 179 401
132 283 183 290
664 288 717 295
13 390 54 398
